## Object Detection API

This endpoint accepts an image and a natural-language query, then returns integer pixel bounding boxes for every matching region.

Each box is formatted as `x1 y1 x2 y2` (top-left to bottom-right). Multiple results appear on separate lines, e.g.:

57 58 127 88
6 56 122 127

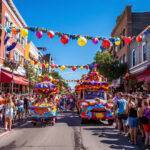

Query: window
123 54 127 63
132 49 136 67
142 42 147 62
14 51 20 62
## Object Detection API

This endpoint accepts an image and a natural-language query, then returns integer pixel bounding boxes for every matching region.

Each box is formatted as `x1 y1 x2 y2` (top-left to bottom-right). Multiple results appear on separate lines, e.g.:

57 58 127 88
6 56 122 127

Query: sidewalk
0 118 28 135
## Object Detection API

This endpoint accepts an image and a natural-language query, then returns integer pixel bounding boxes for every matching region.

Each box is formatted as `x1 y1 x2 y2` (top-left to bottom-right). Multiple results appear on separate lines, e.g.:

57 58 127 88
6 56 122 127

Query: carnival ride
75 69 114 125
30 75 59 126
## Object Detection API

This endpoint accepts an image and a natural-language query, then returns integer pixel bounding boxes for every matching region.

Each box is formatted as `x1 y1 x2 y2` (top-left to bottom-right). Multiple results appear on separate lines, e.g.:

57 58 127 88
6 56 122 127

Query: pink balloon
36 31 43 39
92 38 99 44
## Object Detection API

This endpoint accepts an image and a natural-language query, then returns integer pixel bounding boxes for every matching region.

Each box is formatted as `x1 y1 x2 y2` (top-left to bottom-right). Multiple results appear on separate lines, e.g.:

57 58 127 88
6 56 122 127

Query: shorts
143 124 150 132
128 117 138 128
123 117 129 126
117 113 128 121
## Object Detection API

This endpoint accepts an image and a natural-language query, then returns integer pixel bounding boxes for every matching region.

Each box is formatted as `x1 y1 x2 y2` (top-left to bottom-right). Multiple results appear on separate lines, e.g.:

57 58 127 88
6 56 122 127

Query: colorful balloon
11 28 18 35
20 28 28 37
45 63 49 68
77 36 87 47
85 65 89 70
80 66 84 70
36 31 43 39
72 66 77 71
136 35 142 43
115 38 121 46
102 39 111 49
92 38 99 44
55 64 58 68
51 64 55 69
6 27 11 33
123 37 132 45
47 30 55 38
60 35 69 44
60 65 66 71
42 63 45 68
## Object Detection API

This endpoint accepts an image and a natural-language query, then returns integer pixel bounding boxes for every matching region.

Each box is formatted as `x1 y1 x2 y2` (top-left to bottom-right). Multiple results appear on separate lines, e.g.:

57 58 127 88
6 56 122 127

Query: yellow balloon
80 66 84 70
45 63 49 68
20 28 28 37
77 36 87 47
49 76 53 82
115 40 121 46
60 65 66 71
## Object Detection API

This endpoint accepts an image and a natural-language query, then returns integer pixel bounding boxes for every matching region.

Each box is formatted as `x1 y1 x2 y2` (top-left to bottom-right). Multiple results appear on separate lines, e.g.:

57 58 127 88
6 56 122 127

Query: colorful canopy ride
75 69 109 92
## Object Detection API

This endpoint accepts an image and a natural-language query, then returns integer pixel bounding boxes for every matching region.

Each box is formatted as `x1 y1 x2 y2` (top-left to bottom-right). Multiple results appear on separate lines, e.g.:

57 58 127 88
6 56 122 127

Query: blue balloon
6 27 11 33
109 38 115 43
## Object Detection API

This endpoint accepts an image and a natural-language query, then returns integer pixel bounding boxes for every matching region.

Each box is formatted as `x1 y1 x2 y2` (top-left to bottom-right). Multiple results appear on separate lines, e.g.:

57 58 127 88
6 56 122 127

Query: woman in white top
4 98 15 131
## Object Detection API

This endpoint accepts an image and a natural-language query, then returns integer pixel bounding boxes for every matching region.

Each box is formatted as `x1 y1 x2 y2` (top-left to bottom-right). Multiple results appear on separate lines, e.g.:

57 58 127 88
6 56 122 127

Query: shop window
142 42 147 62
132 49 136 67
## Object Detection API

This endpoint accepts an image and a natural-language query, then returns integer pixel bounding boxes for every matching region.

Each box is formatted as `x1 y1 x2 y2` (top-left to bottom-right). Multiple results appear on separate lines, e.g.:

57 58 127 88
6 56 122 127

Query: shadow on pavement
83 127 140 150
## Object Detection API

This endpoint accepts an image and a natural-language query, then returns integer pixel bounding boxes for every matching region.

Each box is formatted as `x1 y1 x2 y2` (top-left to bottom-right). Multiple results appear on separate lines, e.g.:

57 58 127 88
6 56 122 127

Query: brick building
111 6 150 64
111 6 150 90
0 0 36 93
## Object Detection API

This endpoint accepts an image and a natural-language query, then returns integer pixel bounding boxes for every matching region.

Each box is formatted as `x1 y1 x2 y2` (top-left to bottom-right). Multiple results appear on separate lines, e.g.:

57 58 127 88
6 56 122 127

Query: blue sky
14 0 150 88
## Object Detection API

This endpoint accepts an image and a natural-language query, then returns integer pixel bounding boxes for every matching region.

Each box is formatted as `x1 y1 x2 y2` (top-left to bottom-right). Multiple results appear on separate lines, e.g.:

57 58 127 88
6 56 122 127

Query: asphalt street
0 112 140 150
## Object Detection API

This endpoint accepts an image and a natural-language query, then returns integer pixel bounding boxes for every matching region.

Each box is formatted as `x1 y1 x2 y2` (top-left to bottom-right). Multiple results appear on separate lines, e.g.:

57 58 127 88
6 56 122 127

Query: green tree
24 63 38 90
94 51 127 81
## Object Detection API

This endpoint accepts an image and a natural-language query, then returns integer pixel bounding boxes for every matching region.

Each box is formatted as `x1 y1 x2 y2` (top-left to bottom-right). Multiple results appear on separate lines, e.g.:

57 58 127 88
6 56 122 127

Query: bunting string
1 22 150 50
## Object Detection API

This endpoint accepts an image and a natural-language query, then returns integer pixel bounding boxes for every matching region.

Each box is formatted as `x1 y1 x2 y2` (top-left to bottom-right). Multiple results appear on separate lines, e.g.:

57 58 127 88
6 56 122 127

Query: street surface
0 112 140 150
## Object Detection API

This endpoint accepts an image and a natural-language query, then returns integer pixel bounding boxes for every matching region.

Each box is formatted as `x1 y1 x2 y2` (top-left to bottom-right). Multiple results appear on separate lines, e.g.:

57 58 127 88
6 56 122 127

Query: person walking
142 99 150 148
4 98 15 131
116 93 128 134
127 96 138 145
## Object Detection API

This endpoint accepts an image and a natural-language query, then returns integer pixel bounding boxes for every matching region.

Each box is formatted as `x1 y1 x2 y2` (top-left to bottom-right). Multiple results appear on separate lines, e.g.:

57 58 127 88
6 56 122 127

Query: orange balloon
12 28 18 35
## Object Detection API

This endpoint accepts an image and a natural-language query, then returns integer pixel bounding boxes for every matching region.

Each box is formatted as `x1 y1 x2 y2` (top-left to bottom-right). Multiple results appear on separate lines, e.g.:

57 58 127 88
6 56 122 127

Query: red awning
0 70 29 85
137 69 150 82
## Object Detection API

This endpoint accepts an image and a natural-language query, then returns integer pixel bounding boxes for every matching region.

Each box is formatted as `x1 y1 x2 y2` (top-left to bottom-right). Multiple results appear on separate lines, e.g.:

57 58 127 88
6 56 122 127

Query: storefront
136 68 150 92
0 69 29 93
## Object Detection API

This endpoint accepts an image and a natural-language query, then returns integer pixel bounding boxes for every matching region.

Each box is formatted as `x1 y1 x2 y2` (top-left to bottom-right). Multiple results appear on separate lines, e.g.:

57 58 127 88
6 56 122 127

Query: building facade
128 26 150 92
111 6 150 64
110 6 150 90
0 0 38 93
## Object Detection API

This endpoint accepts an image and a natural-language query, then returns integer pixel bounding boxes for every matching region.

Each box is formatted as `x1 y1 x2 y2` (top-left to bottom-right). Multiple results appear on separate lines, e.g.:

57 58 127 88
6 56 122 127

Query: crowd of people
0 93 32 131
0 91 149 149
110 92 150 149
0 93 76 131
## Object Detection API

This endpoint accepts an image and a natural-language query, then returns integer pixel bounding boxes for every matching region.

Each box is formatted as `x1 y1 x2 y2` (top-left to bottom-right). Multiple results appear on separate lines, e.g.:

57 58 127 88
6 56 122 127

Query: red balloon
47 31 55 38
60 35 69 44
85 65 89 70
123 37 132 45
42 63 45 68
72 66 77 71
136 35 142 43
55 64 58 68
34 60 38 65
102 39 111 49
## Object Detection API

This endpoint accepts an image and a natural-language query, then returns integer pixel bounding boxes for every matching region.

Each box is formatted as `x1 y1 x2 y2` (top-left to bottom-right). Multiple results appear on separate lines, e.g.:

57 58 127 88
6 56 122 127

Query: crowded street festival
0 0 150 150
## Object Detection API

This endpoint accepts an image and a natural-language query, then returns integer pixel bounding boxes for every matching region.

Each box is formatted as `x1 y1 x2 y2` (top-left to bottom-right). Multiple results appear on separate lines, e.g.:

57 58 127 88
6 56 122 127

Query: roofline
4 0 27 26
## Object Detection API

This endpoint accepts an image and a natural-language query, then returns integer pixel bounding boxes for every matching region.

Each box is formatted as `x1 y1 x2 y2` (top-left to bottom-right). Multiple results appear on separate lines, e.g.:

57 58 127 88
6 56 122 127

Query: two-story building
128 26 150 92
